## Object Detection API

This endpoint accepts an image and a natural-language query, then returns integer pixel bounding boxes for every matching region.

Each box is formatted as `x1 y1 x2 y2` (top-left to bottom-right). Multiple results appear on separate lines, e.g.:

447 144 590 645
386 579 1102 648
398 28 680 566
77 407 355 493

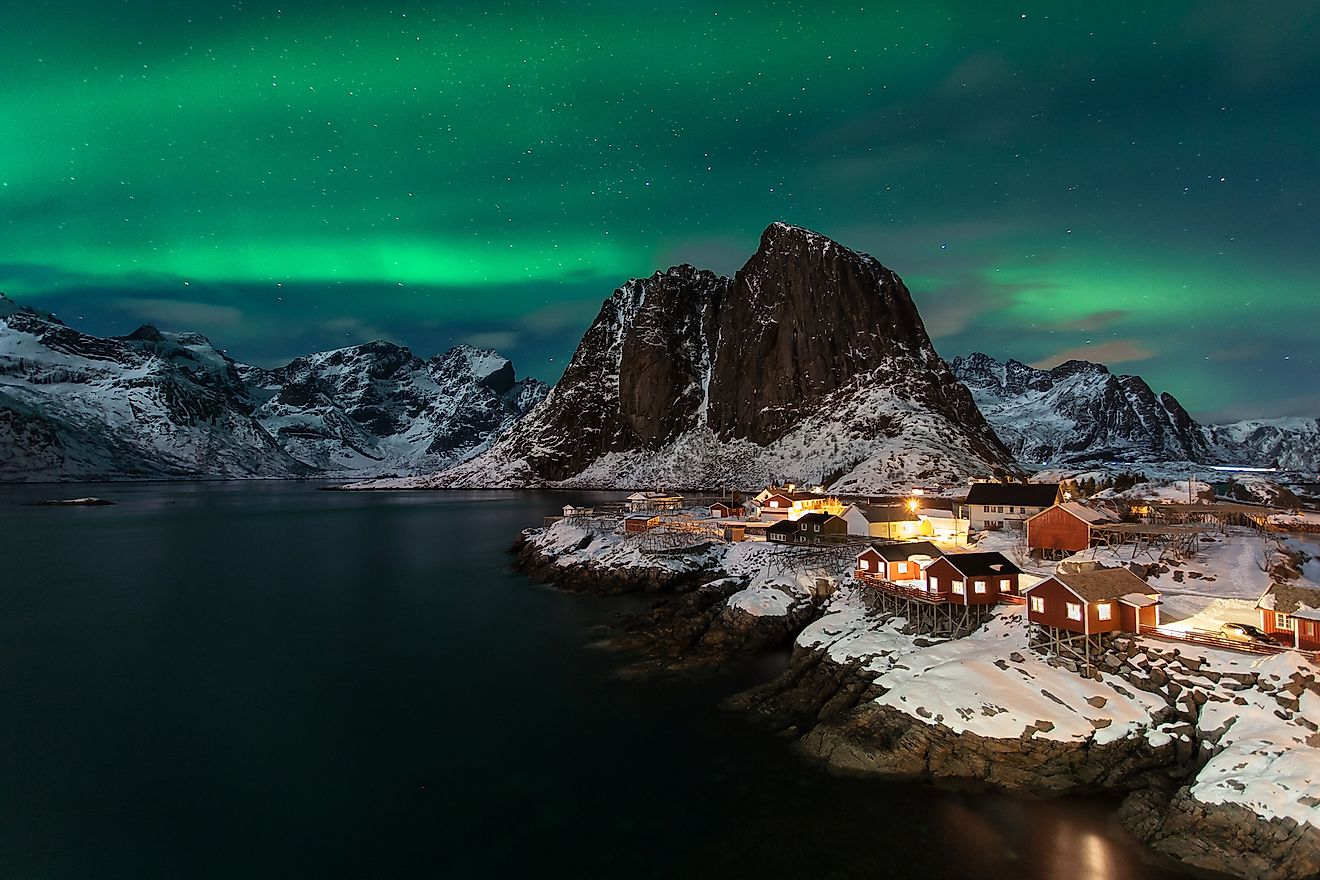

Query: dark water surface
0 482 1187 879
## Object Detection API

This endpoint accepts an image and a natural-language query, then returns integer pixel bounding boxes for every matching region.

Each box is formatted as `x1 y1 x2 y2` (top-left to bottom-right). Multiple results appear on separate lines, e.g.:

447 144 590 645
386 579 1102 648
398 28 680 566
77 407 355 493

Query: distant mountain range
3 224 1317 486
952 353 1320 472
0 294 544 481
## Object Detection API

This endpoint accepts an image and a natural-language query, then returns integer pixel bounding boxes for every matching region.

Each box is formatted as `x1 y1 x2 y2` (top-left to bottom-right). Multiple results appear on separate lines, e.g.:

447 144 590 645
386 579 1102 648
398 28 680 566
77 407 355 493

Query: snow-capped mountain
241 342 546 476
951 353 1211 466
390 222 1020 491
0 293 545 481
0 299 309 481
952 353 1320 473
1203 418 1320 472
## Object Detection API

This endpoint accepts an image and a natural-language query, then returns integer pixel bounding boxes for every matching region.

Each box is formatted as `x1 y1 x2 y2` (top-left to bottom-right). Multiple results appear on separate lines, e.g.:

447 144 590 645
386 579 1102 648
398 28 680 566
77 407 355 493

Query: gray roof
1030 568 1159 602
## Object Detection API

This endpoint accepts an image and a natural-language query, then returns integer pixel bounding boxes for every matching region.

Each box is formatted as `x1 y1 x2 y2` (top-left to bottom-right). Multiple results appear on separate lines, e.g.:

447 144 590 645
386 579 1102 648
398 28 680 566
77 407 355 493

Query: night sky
3 2 1317 421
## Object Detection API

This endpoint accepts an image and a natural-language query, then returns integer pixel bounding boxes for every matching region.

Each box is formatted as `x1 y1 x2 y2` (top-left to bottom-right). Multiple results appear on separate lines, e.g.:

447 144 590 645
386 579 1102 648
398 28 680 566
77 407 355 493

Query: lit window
974 581 986 594
952 580 965 595
1030 596 1045 613
859 559 869 571
1066 602 1083 621
999 578 1011 592
769 501 778 508
1097 603 1112 621
929 577 939 590
896 562 907 573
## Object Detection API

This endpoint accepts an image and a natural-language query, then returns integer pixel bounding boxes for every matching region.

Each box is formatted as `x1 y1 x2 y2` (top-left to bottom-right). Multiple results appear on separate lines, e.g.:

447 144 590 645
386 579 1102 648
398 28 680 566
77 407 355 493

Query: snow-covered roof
846 502 919 523
1044 501 1119 525
1256 582 1320 615
1118 593 1160 608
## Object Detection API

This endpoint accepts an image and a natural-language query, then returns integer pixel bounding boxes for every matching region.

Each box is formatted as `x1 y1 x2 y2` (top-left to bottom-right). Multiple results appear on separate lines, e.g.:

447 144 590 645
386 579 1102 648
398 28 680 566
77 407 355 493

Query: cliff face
708 223 935 444
428 223 1019 491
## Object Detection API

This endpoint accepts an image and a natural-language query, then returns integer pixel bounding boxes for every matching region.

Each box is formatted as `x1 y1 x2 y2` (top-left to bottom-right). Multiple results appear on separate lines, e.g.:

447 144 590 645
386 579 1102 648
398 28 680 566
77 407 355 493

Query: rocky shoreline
512 523 1320 880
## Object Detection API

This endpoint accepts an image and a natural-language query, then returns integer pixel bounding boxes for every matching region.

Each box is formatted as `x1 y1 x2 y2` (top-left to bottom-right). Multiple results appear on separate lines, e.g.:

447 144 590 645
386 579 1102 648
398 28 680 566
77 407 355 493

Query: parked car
1217 622 1284 646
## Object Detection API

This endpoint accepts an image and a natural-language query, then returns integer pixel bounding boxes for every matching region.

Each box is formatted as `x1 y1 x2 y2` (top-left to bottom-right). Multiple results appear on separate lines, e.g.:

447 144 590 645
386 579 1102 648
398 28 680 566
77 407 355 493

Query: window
769 500 779 508
1066 602 1083 621
859 559 869 571
952 580 965 595
1097 603 1112 621
896 562 907 574
929 577 939 591
973 581 986 594
999 578 1011 592
813 525 820 532
1277 612 1295 630
1030 596 1045 613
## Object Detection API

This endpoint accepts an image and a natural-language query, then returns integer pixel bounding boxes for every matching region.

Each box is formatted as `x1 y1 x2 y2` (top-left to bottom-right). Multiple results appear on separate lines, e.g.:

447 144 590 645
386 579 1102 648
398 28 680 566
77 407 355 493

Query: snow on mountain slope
0 298 307 481
1203 418 1320 471
241 341 546 476
952 352 1213 466
0 292 545 481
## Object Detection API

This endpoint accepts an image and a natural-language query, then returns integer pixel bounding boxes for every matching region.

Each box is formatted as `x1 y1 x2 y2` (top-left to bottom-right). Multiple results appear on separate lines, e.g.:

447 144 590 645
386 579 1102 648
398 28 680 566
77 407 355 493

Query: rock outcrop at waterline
422 223 1020 491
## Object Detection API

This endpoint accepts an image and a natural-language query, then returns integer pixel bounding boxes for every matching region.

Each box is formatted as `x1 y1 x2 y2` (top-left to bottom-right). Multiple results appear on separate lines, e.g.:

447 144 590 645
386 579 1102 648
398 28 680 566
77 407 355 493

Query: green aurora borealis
3 2 1318 420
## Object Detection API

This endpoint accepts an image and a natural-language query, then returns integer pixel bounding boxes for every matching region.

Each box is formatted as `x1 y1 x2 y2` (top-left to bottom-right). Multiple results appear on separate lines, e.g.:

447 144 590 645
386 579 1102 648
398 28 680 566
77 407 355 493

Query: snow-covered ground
798 588 1320 827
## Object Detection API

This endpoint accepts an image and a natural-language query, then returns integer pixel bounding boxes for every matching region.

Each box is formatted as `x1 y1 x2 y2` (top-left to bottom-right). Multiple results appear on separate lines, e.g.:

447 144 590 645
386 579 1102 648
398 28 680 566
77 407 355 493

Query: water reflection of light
1048 825 1118 880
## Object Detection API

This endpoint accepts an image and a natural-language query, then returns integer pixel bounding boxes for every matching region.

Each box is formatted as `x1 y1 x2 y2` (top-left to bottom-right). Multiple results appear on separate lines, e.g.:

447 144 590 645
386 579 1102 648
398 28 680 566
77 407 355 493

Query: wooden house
562 504 594 517
854 541 943 581
919 552 1022 604
767 513 848 545
753 491 839 521
625 491 684 512
1023 569 1161 636
1257 583 1320 651
841 503 927 540
917 508 962 541
965 482 1061 532
1026 502 1119 558
709 501 745 518
624 513 661 533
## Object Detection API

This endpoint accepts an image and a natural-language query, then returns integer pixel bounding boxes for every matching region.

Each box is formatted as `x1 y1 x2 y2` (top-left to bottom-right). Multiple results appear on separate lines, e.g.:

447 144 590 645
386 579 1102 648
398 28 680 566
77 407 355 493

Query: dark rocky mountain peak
435 223 1019 490
709 222 937 444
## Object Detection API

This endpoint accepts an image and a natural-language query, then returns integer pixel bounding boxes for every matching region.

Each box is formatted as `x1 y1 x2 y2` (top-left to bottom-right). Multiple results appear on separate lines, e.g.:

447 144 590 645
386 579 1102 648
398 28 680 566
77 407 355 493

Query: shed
1026 502 1119 557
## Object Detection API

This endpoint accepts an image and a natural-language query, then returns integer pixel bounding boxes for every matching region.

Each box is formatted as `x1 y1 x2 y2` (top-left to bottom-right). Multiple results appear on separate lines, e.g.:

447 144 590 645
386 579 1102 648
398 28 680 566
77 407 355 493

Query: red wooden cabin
1025 502 1118 556
1023 569 1160 635
919 552 1021 605
1257 583 1320 650
854 541 943 582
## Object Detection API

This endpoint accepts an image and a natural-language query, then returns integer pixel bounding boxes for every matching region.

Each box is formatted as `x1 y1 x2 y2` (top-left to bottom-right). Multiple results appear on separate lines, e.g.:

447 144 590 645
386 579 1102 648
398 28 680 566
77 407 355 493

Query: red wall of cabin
1027 507 1091 553
1025 578 1086 632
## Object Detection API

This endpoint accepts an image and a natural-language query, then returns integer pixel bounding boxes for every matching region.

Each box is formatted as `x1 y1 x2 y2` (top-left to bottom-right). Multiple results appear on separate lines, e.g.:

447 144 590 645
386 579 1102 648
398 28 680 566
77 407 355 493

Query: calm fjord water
0 482 1184 879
